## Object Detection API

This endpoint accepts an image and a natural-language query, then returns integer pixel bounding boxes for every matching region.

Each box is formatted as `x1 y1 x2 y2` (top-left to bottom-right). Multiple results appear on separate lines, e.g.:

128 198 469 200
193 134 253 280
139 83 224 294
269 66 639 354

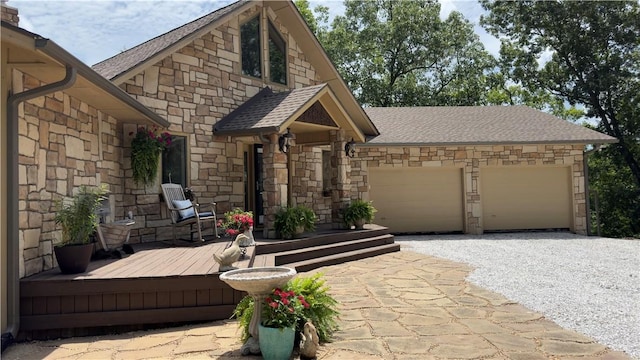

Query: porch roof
213 84 366 144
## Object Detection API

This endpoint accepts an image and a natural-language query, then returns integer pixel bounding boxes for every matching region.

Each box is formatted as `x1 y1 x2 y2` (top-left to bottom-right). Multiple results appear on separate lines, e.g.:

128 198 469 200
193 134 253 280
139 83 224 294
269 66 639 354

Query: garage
481 166 572 231
368 167 464 233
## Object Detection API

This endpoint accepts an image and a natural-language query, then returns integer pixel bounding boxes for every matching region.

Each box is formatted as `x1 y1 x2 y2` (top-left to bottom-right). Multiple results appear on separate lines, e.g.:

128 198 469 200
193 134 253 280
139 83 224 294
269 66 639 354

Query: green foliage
130 127 171 186
588 147 640 238
481 0 640 187
318 0 495 107
54 184 109 246
274 205 317 239
343 199 376 226
232 273 340 343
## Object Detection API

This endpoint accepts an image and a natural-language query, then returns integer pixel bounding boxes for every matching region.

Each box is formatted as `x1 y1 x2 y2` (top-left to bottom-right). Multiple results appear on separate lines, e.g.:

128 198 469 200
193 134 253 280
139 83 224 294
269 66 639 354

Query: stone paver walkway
3 251 631 359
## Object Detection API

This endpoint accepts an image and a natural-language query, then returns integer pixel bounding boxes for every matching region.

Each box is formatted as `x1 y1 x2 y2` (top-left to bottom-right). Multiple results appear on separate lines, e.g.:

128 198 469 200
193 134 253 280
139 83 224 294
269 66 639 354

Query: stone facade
16 72 126 277
1 1 19 26
117 5 323 241
290 146 332 224
351 144 587 235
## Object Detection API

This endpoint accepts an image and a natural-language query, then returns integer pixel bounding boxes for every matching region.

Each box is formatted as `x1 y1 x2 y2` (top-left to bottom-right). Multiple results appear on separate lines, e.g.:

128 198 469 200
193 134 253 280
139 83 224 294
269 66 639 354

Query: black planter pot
54 243 94 274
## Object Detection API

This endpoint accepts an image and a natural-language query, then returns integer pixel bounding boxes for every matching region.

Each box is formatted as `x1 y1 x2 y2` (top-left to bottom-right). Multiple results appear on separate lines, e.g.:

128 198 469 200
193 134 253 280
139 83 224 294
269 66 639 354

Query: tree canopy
481 0 640 187
313 0 495 107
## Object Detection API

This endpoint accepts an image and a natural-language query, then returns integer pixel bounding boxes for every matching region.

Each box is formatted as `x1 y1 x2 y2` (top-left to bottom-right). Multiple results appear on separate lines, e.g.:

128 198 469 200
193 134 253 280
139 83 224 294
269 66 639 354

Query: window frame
240 15 262 79
267 20 288 86
161 133 189 188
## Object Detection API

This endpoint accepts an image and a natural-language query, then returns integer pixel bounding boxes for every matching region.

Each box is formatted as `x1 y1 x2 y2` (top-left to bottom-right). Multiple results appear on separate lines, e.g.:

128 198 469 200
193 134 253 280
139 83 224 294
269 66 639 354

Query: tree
480 0 640 187
316 0 495 107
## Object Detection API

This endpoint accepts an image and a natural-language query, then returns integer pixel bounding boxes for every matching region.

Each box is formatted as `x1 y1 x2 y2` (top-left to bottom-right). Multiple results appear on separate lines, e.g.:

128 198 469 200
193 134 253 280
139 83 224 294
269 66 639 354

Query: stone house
1 0 616 344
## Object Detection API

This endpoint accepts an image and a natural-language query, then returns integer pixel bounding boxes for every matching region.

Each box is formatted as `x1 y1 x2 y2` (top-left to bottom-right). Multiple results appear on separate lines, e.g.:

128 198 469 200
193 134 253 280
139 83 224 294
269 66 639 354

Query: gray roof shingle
214 84 327 135
364 106 617 145
92 0 249 79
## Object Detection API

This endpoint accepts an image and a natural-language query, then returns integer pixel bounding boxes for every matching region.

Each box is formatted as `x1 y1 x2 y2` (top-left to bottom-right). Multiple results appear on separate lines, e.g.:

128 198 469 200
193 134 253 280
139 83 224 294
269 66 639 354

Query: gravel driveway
396 232 640 359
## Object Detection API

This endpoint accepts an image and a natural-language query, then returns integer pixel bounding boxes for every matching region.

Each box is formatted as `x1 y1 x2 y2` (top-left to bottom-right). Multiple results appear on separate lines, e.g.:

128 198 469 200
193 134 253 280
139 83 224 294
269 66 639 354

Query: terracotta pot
54 243 94 274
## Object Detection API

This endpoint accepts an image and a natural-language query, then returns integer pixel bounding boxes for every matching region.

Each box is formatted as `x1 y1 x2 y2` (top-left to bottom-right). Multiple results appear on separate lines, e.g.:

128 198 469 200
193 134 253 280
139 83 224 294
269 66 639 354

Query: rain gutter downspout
3 59 76 350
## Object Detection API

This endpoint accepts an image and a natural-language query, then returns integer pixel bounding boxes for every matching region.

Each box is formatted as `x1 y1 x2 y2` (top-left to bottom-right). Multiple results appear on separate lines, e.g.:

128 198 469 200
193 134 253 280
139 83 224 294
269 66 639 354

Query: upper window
241 16 261 78
268 21 287 85
162 135 188 188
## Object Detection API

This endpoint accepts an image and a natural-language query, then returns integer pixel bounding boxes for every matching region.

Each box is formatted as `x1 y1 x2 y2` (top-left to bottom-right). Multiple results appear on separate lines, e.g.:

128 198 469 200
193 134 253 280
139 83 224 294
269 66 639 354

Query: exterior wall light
278 128 294 153
345 138 356 158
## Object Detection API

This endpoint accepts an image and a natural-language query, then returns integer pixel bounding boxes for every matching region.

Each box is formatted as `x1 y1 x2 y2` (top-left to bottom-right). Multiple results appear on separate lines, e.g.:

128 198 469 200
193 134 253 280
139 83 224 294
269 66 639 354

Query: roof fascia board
1 22 169 127
110 1 254 85
321 89 366 143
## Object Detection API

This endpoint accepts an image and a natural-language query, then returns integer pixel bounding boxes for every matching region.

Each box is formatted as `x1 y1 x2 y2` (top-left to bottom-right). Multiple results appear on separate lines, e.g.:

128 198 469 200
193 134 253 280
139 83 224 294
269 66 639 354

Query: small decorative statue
213 233 247 272
299 319 319 360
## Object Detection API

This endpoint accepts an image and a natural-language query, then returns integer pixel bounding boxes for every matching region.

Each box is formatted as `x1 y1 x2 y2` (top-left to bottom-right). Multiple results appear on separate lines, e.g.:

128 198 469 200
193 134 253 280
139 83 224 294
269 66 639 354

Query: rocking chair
161 183 219 242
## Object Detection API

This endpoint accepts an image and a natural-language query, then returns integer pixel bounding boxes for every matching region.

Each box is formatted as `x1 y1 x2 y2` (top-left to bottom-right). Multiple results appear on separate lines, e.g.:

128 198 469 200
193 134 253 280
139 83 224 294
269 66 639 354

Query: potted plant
217 208 255 251
53 184 109 274
130 126 172 186
343 199 376 230
258 288 309 360
274 205 317 239
232 273 340 358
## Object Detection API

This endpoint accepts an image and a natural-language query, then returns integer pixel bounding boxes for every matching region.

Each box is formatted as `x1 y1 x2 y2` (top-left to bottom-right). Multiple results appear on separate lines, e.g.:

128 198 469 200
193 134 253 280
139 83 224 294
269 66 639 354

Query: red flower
269 302 278 309
282 298 289 306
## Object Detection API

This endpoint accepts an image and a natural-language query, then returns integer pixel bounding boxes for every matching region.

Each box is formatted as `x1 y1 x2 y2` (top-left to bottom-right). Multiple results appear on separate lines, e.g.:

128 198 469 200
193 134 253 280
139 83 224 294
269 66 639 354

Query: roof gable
91 0 379 138
364 106 617 145
92 0 251 81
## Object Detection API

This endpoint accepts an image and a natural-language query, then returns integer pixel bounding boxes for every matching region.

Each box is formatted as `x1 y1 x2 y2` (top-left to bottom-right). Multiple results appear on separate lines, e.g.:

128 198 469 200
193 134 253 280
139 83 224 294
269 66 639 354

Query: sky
10 0 501 67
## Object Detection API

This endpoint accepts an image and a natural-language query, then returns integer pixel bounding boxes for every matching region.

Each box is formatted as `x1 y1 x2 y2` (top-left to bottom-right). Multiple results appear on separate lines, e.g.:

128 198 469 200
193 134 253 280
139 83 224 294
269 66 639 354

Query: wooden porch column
262 133 289 239
330 129 351 229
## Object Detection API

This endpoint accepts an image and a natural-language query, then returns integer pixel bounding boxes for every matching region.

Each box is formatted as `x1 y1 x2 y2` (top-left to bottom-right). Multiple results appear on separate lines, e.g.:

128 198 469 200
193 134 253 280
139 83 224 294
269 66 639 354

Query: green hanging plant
130 127 171 186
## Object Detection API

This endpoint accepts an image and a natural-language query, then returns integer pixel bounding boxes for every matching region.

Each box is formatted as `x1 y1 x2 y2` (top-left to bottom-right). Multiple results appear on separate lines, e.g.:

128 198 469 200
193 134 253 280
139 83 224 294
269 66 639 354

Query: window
241 16 261 78
162 135 188 188
268 21 287 85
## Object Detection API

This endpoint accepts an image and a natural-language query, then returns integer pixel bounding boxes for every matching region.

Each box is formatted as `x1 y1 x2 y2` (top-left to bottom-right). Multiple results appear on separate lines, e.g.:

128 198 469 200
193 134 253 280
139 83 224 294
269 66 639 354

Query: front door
245 144 264 226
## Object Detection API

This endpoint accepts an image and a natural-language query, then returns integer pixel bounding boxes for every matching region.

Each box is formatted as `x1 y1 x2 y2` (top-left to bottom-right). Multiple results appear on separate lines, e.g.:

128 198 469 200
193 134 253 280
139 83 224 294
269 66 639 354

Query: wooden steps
253 226 400 273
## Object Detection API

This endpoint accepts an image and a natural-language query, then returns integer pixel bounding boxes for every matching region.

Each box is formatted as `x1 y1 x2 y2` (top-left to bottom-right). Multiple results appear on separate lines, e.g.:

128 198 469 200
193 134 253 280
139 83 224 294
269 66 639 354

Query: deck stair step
255 227 391 255
283 243 401 273
274 234 395 266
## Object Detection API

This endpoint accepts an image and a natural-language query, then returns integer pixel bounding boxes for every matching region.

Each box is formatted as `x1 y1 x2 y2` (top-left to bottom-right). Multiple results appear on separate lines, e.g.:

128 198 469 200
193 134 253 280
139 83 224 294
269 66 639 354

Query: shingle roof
364 106 617 145
92 0 249 79
214 84 327 135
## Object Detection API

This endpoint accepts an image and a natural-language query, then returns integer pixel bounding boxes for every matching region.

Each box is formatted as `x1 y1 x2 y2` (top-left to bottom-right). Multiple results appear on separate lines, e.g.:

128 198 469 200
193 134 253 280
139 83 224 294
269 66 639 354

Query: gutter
2 64 76 351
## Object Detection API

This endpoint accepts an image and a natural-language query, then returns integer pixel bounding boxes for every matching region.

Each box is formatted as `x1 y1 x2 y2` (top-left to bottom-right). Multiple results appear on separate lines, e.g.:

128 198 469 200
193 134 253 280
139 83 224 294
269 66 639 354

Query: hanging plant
130 127 171 186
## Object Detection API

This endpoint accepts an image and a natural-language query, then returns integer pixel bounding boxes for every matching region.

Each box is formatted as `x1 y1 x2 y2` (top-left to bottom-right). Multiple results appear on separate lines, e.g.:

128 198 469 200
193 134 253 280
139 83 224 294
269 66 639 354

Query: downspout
2 63 76 350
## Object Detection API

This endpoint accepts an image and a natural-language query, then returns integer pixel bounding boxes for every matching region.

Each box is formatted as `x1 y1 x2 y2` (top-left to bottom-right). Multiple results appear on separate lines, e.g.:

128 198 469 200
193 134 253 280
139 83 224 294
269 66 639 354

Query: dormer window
241 16 261 78
268 21 287 85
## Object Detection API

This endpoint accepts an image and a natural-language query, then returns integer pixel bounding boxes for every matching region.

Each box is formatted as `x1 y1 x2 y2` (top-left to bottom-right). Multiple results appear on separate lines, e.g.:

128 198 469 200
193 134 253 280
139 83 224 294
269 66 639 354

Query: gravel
396 232 640 359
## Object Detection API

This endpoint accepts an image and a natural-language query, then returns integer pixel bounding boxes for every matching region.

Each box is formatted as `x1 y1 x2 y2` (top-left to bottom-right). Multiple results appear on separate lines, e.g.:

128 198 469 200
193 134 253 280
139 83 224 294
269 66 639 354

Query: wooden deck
19 226 397 340
19 239 251 340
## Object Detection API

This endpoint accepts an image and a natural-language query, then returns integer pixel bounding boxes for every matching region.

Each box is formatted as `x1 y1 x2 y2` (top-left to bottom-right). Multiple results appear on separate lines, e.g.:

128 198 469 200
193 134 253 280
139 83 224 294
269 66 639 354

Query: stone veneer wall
17 73 125 277
351 144 587 235
1 2 19 26
118 4 322 241
290 146 332 224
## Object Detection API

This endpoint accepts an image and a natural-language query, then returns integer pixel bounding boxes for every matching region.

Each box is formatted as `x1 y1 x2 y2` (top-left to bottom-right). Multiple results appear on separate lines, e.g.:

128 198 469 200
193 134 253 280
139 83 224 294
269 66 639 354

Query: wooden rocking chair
161 183 219 242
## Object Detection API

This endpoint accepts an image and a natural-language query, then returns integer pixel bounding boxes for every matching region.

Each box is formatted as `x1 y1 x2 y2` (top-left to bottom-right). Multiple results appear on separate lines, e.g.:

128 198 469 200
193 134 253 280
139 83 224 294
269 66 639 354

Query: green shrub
232 273 340 343
343 199 376 226
274 205 317 239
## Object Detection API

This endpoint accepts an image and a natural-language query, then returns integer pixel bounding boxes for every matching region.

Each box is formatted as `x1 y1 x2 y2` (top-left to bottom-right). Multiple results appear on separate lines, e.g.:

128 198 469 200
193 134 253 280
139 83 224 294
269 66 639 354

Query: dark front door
245 144 264 226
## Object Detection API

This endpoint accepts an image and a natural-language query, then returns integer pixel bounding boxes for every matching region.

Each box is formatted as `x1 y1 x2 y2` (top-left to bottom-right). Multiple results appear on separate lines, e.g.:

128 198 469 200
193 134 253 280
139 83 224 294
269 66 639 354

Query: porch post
330 129 351 229
262 133 289 239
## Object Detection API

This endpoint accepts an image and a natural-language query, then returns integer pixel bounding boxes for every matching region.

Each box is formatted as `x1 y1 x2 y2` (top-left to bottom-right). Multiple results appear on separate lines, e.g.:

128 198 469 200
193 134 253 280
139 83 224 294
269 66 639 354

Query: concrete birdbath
220 266 297 355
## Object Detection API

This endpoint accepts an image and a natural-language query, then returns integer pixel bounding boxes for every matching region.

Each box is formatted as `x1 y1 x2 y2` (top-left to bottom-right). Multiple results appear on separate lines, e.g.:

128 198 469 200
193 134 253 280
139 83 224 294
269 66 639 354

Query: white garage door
481 167 572 231
369 167 464 233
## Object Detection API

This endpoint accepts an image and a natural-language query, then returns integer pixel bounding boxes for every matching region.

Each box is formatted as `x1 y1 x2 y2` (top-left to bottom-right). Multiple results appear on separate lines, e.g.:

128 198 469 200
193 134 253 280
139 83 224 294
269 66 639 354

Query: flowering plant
217 208 254 236
262 288 309 329
130 127 172 186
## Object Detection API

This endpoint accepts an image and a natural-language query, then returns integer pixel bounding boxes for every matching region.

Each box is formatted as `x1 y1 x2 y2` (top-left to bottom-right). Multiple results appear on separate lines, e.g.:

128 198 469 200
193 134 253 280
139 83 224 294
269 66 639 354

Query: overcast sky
10 0 500 67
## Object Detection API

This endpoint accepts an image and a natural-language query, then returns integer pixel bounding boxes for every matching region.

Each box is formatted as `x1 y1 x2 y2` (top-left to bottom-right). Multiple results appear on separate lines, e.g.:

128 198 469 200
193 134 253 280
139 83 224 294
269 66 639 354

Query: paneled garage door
481 167 572 231
368 167 464 233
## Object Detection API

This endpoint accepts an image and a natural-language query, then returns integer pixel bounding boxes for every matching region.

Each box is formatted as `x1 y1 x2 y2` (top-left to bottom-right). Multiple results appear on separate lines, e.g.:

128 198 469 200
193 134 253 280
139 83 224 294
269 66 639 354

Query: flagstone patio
2 250 630 359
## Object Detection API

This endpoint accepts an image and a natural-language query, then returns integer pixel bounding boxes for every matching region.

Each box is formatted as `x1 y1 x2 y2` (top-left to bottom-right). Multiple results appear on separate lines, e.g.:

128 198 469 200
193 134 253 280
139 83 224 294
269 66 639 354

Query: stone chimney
1 0 19 27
